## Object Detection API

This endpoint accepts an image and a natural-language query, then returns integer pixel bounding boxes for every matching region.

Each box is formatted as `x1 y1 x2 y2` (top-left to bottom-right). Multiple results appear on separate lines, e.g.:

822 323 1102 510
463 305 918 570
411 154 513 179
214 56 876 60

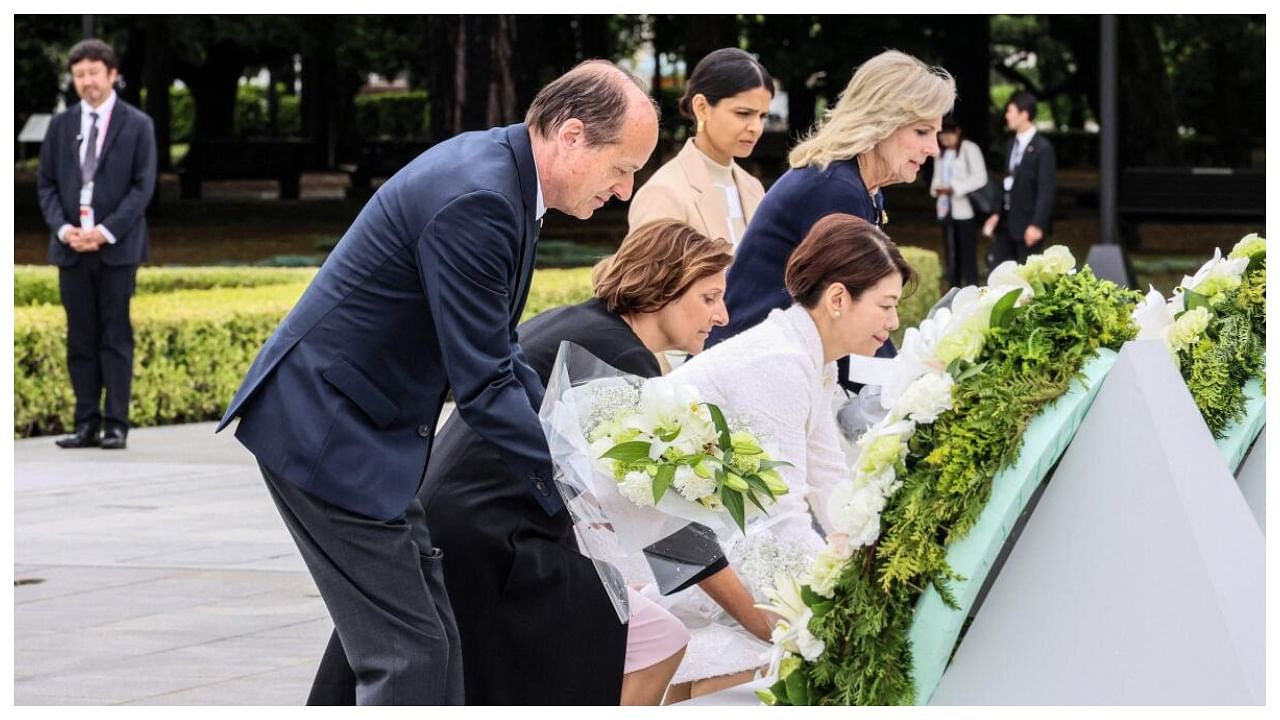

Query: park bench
1118 167 1264 248
342 139 432 198
176 138 311 200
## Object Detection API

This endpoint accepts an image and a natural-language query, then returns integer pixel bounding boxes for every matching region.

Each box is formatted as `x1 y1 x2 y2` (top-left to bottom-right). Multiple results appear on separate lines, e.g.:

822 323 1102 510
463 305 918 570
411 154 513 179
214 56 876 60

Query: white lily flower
757 574 826 662
1182 247 1249 298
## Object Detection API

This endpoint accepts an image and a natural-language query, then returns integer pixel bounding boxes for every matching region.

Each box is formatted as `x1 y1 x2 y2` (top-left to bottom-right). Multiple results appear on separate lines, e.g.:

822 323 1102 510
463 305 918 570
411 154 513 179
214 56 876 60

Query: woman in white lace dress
655 213 917 700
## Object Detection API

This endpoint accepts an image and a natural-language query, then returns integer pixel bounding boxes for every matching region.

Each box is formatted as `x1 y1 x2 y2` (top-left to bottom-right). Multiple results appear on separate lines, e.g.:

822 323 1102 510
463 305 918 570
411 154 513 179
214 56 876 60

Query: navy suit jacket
999 132 1056 240
218 124 556 521
709 158 895 361
38 98 156 267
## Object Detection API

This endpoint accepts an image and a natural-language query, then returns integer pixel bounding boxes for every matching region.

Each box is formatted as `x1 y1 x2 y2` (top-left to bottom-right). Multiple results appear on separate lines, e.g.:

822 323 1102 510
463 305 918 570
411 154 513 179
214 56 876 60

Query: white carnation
672 464 717 503
617 470 656 507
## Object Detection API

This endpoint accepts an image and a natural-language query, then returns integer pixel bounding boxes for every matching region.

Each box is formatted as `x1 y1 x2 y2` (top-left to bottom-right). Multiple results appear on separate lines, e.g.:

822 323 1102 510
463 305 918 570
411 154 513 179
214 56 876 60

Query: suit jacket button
535 480 549 496
417 424 431 438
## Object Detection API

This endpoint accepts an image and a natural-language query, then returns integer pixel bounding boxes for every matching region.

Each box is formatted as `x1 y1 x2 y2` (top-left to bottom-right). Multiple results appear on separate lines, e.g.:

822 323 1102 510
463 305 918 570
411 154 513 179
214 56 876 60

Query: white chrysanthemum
1169 306 1211 355
1023 245 1077 283
672 464 717 503
617 470 656 507
805 542 854 599
889 371 954 424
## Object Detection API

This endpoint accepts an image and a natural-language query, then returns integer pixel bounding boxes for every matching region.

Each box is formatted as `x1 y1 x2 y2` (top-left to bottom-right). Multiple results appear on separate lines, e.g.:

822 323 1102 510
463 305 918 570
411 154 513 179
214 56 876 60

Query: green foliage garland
783 268 1140 706
1180 256 1266 437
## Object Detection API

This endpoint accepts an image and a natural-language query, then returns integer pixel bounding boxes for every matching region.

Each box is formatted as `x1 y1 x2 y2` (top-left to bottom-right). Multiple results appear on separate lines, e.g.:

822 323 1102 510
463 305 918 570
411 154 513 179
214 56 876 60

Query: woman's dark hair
68 39 118 71
677 48 774 120
940 115 964 142
785 214 916 308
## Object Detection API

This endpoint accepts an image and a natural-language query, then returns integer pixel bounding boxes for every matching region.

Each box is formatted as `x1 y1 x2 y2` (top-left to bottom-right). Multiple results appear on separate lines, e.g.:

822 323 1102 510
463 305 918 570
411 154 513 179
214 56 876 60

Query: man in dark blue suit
217 60 658 705
38 39 156 450
983 91 1056 266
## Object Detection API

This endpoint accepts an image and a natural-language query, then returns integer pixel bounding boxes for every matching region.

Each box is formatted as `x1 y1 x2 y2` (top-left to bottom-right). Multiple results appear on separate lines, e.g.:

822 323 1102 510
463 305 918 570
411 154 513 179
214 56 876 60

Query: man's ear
557 118 586 149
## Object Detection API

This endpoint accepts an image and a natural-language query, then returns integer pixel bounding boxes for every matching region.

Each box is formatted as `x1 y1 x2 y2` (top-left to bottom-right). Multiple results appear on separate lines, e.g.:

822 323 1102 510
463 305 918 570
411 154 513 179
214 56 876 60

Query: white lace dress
639 305 850 684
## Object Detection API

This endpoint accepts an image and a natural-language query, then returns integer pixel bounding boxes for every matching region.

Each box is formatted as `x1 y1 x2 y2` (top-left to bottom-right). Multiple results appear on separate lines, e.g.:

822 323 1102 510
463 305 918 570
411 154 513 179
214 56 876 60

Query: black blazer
1000 132 1056 239
418 300 658 704
38 98 157 268
711 158 881 346
218 124 552 521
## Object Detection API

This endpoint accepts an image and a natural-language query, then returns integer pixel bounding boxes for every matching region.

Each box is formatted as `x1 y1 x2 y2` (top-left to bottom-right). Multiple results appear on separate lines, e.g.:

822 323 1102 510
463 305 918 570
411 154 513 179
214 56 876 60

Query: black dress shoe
101 426 128 450
56 424 101 448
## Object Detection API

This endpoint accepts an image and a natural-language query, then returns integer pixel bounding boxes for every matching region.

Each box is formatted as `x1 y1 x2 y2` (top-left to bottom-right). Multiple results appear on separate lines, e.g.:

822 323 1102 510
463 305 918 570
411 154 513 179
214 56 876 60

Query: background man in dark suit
38 38 156 450
983 90 1056 266
217 60 659 705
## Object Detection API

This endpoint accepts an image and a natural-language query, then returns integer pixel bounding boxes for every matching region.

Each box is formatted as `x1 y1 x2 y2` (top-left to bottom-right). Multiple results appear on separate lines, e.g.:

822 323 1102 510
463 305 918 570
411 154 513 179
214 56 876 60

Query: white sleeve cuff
57 224 73 243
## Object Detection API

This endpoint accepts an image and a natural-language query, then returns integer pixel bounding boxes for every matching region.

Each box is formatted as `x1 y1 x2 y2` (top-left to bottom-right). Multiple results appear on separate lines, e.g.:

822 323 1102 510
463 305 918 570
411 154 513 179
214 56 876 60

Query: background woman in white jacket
929 118 988 287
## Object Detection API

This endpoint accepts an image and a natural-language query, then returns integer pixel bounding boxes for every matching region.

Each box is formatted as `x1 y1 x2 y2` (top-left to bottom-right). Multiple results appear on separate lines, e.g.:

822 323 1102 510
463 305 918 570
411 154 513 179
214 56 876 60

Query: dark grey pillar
1088 14 1134 288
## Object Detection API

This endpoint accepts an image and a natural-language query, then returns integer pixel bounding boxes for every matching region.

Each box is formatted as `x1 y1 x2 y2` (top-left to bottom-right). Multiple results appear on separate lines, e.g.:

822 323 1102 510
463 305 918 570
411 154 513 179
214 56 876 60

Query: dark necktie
82 111 99 185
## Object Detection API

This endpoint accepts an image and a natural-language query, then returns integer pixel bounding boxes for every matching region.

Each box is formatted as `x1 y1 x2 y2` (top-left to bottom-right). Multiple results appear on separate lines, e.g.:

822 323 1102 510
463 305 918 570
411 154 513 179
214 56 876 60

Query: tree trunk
940 15 991 158
142 16 173 171
1117 16 1182 166
487 15 518 127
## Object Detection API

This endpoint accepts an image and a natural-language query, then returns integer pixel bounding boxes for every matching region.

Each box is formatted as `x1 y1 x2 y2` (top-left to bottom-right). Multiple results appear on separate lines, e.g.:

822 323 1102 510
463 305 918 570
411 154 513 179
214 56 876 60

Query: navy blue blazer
710 158 888 348
37 98 156 268
218 124 556 521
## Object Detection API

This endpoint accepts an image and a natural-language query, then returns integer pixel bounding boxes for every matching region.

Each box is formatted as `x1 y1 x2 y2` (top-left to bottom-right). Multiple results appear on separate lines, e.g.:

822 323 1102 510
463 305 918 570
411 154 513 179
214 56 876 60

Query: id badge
79 183 94 229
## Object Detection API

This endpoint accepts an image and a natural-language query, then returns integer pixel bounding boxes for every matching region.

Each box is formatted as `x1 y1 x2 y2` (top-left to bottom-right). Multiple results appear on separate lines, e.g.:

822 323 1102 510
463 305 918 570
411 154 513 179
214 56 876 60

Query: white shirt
57 91 119 245
533 155 545 221
697 149 746 247
1009 126 1037 172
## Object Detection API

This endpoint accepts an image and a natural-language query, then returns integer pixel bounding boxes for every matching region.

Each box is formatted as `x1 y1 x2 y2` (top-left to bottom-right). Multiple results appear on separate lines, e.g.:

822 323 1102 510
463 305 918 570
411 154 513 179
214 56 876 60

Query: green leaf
955 361 987 383
599 441 652 463
768 679 790 706
1184 289 1210 312
784 667 812 706
721 485 746 532
756 459 794 472
990 287 1024 329
704 402 733 448
743 488 769 514
811 600 835 617
652 464 674 504
743 474 776 501
1246 253 1265 275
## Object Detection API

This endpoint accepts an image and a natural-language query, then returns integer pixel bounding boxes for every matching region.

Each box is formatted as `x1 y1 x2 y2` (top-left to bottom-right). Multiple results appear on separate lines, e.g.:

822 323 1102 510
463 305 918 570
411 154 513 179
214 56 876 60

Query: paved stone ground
14 419 421 705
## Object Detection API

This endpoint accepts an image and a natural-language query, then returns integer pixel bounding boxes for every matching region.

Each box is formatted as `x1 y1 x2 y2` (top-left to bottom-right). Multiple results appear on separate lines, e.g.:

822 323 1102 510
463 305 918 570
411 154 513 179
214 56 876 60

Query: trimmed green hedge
15 266 319 306
897 246 941 346
14 252 939 437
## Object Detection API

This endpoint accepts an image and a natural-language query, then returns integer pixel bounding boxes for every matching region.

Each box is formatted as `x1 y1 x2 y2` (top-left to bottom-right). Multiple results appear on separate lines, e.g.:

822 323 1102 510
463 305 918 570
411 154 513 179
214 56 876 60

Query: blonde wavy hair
788 50 956 170
592 220 734 315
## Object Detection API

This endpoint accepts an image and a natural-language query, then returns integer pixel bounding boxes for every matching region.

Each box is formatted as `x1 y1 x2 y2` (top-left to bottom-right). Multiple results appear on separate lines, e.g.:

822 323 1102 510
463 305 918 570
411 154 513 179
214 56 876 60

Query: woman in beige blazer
629 48 773 249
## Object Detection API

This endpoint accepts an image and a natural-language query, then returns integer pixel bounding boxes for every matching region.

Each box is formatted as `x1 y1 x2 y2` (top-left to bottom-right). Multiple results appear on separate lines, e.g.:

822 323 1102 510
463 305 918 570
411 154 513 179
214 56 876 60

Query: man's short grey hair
525 60 660 145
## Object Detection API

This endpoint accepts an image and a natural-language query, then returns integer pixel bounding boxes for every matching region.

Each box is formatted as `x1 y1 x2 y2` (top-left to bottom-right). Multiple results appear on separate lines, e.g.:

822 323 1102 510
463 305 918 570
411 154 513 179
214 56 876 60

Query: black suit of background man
985 90 1056 267
37 39 157 450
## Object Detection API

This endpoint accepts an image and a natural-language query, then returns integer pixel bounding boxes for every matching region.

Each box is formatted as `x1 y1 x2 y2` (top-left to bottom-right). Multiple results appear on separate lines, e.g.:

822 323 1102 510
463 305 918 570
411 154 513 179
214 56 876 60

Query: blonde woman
710 49 954 376
628 48 773 248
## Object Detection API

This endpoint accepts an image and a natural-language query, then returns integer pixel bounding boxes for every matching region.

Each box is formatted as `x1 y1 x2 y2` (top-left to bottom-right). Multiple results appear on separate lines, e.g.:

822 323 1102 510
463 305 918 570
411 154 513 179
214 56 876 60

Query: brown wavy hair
592 220 734 314
785 214 916 308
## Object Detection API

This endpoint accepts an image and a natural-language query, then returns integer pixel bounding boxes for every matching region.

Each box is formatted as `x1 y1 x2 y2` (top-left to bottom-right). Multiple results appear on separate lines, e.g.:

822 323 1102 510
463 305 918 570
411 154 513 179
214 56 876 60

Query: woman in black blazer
307 220 775 705
712 50 955 382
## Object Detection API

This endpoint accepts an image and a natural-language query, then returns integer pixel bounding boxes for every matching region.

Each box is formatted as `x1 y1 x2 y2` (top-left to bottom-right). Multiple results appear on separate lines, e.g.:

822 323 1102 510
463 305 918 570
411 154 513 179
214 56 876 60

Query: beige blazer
627 138 766 246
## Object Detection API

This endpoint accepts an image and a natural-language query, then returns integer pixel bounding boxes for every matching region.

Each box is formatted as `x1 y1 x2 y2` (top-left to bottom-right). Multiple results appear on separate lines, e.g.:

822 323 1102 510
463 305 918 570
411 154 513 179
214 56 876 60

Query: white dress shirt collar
81 90 117 122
